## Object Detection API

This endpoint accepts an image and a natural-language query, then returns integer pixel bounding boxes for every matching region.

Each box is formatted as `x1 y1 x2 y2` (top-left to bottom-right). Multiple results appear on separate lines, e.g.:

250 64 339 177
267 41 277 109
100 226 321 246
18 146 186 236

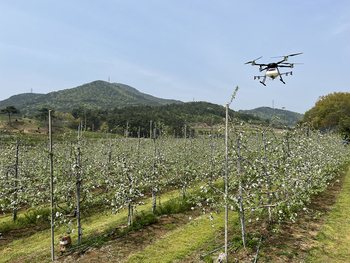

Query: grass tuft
127 212 158 232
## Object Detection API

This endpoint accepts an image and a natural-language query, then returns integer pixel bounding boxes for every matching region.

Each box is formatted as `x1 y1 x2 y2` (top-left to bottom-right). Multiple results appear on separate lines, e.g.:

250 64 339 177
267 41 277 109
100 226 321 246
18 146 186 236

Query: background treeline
303 92 350 139
66 101 266 137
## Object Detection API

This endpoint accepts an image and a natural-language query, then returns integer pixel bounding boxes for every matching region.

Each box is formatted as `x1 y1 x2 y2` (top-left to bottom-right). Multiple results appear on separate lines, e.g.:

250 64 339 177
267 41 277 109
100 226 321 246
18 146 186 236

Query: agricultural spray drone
245 52 303 86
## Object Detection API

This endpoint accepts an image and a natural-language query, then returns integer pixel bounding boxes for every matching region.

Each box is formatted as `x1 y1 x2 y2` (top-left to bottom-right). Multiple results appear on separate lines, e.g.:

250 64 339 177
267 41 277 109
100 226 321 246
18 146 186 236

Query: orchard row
0 124 348 245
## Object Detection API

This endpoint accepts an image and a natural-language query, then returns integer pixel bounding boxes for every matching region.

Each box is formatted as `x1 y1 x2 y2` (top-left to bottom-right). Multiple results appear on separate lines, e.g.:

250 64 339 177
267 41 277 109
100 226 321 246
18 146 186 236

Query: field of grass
127 210 231 263
306 166 350 262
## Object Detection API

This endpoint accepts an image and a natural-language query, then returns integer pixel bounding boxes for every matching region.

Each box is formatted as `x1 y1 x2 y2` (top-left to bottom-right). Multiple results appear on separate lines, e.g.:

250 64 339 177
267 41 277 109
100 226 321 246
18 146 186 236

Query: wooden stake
49 110 55 261
225 103 229 262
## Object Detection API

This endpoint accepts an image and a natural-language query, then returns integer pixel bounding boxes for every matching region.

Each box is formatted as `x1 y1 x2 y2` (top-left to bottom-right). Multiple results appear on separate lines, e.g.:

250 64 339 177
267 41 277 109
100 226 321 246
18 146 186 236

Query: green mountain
239 107 303 126
0 80 182 117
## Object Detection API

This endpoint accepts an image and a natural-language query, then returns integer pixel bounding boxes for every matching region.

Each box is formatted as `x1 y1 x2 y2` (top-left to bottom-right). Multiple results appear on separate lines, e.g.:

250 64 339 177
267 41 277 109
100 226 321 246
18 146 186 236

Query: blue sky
1 1 349 114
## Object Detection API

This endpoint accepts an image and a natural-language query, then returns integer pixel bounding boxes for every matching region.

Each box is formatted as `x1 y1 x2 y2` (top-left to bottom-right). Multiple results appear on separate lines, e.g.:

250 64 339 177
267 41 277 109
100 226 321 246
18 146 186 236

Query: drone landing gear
277 67 286 84
259 76 267 86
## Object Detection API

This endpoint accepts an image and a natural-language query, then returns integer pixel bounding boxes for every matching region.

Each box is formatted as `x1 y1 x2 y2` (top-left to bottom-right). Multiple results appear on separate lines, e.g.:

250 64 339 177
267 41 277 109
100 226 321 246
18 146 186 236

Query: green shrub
0 207 50 234
155 197 193 216
23 208 50 225
128 212 158 231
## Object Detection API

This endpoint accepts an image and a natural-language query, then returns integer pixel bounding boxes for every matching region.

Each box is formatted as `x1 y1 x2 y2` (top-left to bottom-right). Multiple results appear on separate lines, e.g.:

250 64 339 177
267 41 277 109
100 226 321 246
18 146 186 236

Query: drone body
245 53 302 86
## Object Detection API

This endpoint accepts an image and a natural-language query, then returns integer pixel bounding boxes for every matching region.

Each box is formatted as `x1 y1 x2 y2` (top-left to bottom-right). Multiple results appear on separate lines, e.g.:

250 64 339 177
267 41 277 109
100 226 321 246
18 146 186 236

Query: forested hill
239 107 303 127
0 80 182 117
0 93 43 109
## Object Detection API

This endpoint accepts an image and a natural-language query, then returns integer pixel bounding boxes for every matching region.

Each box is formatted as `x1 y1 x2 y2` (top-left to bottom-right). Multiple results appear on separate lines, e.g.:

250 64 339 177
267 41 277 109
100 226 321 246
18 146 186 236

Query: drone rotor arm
278 65 293 68
280 62 303 68
276 58 287 64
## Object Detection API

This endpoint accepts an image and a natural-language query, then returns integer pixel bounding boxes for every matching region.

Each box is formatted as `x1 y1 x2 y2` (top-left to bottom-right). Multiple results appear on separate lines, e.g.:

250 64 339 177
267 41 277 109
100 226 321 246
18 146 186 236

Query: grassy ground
0 190 181 263
306 166 350 262
0 115 122 144
0 116 42 132
126 210 232 263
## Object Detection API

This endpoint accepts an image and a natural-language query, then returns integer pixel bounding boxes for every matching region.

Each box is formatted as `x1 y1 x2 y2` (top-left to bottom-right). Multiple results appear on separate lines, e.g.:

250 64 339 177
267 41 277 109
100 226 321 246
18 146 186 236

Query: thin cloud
332 22 350 35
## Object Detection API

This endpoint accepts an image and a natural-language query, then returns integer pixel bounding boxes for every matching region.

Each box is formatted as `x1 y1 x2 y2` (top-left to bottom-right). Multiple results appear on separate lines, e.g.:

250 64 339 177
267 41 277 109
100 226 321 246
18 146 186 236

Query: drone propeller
272 52 303 58
244 56 262 65
285 52 303 57
272 52 303 62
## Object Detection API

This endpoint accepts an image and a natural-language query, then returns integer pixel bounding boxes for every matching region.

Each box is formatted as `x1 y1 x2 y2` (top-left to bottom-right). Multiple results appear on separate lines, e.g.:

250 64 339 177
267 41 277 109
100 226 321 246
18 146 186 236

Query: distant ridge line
0 80 182 117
